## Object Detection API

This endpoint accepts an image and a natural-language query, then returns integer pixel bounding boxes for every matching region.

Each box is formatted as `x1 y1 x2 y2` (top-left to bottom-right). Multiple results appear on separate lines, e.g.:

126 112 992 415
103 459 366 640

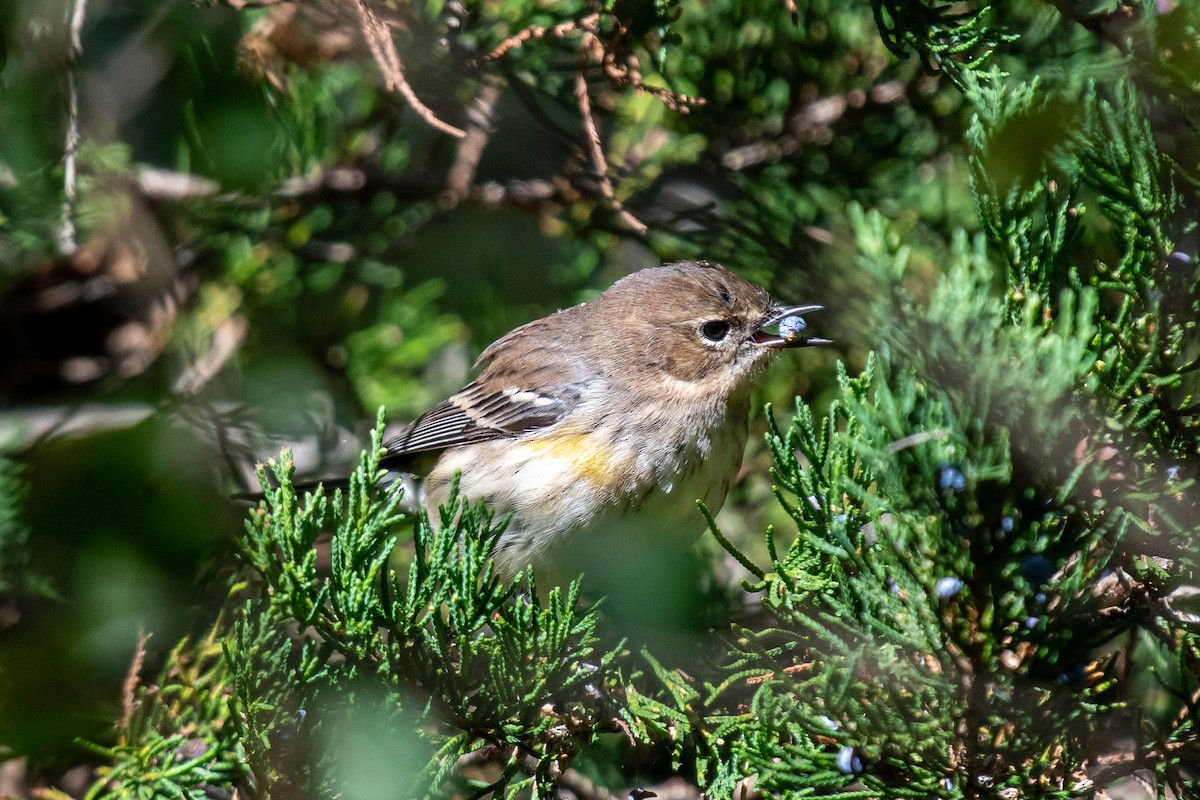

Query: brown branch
1083 740 1198 788
590 22 702 113
349 0 465 138
556 767 622 800
441 79 504 207
470 178 558 205
173 316 249 396
222 0 293 8
483 12 701 113
720 80 907 170
574 58 647 234
481 13 601 62
475 8 704 227
596 47 704 113
119 629 152 735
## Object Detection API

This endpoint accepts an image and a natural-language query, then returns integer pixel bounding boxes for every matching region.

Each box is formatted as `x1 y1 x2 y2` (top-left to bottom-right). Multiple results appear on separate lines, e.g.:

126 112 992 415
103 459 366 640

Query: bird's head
587 262 831 390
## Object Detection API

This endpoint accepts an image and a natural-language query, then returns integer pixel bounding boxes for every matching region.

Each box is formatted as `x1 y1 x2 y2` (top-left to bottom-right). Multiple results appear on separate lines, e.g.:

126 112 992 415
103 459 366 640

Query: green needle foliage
711 258 1138 795
80 626 245 800
223 420 632 799
700 44 1200 796
2 0 1199 797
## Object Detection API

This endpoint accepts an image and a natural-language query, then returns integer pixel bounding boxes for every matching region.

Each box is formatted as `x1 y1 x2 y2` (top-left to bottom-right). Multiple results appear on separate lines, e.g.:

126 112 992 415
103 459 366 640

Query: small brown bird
374 261 829 581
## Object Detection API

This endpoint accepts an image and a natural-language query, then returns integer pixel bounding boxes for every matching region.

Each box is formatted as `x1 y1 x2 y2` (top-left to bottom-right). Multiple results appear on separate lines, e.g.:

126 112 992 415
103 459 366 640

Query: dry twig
480 8 706 229
484 12 703 114
224 0 291 8
442 80 504 207
349 0 465 138
120 629 152 733
574 64 647 234
482 14 601 61
585 21 703 114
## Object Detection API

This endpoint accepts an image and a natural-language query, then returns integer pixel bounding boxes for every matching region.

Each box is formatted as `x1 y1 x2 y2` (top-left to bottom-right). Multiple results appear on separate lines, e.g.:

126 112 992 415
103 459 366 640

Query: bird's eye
700 320 731 342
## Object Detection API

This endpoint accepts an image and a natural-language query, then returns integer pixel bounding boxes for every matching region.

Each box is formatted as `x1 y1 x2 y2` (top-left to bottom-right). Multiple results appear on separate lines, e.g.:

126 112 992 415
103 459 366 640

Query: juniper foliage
1 0 1198 797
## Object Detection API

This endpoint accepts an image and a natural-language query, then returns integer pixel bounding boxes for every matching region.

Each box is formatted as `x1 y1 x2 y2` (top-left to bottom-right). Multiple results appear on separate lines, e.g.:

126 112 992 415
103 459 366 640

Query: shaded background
0 0 1195 794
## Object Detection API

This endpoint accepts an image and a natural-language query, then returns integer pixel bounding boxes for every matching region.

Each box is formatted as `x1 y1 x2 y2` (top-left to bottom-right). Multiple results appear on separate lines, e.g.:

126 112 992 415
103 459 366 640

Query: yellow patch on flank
522 433 627 487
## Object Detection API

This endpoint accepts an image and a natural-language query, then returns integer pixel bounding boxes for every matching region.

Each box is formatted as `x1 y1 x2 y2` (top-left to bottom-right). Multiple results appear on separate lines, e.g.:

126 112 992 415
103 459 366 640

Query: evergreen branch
700 500 764 580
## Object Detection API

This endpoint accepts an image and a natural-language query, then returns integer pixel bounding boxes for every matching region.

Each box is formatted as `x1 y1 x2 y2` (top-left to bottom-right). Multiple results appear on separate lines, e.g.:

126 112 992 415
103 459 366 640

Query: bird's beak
750 304 832 349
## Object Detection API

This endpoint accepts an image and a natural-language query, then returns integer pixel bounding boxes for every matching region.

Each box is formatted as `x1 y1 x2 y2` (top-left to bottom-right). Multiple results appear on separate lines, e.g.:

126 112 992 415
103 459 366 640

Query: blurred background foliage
0 0 1197 796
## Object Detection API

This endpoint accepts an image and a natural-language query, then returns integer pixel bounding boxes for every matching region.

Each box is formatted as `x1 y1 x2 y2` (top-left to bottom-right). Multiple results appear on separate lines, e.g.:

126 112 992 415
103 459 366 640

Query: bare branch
349 0 465 138
481 13 601 62
223 0 293 8
442 80 504 207
174 316 249 396
483 13 702 113
136 168 221 200
556 767 623 800
58 0 89 257
590 22 704 113
574 61 647 235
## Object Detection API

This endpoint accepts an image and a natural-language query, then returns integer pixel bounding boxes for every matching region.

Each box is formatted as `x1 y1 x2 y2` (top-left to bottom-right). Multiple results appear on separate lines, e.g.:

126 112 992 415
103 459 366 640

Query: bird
365 261 830 583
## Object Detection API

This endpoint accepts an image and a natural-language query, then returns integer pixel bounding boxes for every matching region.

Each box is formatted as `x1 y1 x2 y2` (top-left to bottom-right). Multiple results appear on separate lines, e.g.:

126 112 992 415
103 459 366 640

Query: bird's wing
381 381 581 464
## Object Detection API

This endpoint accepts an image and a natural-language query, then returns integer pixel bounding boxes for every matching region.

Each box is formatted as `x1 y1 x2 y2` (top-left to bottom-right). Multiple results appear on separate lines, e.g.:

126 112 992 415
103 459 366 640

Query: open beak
750 304 832 349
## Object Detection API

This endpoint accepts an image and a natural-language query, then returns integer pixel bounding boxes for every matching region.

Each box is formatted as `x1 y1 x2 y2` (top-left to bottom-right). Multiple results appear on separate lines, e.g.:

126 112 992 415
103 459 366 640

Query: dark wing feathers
381 382 580 465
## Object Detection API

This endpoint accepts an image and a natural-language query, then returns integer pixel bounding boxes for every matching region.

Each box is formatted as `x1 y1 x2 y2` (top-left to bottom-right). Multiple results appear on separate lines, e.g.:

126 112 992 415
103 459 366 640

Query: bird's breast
421 397 750 577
